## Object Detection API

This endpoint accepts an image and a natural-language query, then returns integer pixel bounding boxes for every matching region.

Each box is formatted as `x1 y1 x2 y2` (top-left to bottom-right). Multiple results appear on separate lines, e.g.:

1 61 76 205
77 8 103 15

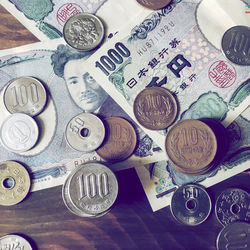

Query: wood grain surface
0 4 249 250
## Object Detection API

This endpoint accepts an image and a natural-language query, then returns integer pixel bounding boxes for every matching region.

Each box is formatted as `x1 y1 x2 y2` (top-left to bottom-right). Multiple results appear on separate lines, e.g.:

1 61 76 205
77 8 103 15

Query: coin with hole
65 113 105 152
0 161 31 206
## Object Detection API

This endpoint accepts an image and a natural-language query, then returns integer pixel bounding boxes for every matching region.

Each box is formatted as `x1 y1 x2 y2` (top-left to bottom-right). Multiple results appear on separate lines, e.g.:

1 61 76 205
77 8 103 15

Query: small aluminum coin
63 13 105 51
136 0 172 10
216 222 250 250
0 113 39 153
0 234 32 250
68 162 118 216
165 119 217 174
133 87 178 130
0 161 31 206
215 188 250 226
96 117 137 162
4 76 47 116
170 184 211 226
65 113 105 152
221 25 250 66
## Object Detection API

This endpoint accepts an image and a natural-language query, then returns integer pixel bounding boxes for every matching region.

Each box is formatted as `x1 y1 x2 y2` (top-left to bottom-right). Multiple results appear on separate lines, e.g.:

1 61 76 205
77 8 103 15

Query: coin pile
62 162 118 218
215 188 250 249
0 76 48 153
165 119 227 175
0 234 32 250
0 161 31 206
170 184 212 226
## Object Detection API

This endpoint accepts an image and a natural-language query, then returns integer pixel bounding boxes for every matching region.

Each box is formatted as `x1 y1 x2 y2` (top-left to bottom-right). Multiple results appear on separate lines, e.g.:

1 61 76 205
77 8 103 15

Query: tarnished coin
0 161 31 206
65 113 105 152
136 0 172 10
96 117 137 162
165 119 217 174
215 188 250 226
0 234 32 250
133 87 178 130
170 184 211 226
63 13 105 51
4 76 47 116
217 222 250 250
67 162 118 216
0 113 39 153
221 25 250 66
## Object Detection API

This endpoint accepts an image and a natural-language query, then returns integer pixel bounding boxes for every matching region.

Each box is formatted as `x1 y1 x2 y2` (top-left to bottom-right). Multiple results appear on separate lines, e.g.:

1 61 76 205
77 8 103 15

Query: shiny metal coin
165 119 217 175
65 113 105 152
133 87 178 130
136 0 171 10
216 221 250 250
0 161 31 206
4 76 47 116
63 13 105 51
221 25 250 66
67 162 118 216
0 234 32 250
215 188 250 226
96 117 137 162
170 184 211 226
0 113 39 153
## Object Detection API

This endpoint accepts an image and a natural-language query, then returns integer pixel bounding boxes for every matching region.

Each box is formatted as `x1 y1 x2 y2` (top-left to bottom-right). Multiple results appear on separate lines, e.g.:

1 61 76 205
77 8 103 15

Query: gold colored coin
136 0 172 10
133 87 178 130
0 161 31 206
96 117 137 162
165 119 217 174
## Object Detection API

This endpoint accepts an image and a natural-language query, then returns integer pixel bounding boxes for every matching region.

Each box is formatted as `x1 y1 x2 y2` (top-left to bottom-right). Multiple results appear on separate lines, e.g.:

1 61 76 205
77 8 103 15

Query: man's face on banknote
64 58 108 112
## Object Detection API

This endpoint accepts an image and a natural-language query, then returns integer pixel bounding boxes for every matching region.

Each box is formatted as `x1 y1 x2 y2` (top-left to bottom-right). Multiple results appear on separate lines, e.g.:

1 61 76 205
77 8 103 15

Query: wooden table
0 5 249 250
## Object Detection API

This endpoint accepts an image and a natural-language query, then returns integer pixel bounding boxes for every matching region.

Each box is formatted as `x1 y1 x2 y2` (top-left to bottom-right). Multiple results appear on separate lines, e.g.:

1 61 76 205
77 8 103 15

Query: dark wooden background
0 5 249 250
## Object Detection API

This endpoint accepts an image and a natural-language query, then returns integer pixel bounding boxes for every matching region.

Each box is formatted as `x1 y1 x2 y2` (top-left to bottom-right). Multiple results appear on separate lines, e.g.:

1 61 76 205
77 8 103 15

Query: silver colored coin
0 234 32 250
63 13 105 51
221 25 250 66
4 76 47 116
0 113 39 153
170 184 211 226
216 221 250 250
67 162 118 216
215 188 250 226
65 113 105 153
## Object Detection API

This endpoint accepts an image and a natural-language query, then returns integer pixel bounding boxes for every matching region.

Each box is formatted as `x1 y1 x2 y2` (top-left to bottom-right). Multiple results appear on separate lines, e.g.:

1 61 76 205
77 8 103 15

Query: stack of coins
165 119 228 175
0 76 48 153
62 162 118 218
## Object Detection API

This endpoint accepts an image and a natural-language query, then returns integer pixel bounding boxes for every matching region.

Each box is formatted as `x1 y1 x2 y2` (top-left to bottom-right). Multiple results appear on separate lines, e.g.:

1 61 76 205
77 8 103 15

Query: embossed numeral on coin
229 31 249 55
78 172 109 199
181 127 198 146
183 186 199 199
70 117 85 134
95 42 131 76
10 83 39 107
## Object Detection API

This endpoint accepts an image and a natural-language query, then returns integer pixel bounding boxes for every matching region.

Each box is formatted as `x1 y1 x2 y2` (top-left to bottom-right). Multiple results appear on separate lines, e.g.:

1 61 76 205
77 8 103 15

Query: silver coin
67 162 118 216
0 113 39 153
216 221 250 250
65 113 105 153
63 13 105 51
215 188 250 226
4 76 47 116
221 25 250 66
0 234 32 250
170 184 211 226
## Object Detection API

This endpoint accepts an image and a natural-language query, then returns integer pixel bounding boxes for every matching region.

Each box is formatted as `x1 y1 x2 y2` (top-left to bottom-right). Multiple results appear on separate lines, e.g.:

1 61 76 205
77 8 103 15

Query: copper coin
136 0 172 10
165 119 217 174
133 87 178 130
96 117 137 162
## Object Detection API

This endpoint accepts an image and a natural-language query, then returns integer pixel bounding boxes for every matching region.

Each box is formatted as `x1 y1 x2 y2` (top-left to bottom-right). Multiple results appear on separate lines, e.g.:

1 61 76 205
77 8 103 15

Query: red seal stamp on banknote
208 60 236 88
57 3 83 26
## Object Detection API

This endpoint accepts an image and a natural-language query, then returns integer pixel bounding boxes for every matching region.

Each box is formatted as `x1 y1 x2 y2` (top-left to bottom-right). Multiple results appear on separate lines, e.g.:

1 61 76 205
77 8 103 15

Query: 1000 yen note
0 38 167 192
136 105 250 212
82 0 250 150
